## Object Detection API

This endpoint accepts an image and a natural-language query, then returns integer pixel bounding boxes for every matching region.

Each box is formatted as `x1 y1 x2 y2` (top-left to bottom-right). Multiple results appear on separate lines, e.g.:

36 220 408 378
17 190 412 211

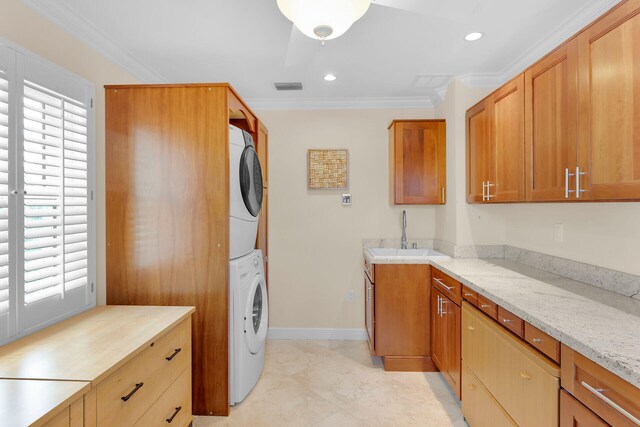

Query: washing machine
229 249 268 405
229 125 263 260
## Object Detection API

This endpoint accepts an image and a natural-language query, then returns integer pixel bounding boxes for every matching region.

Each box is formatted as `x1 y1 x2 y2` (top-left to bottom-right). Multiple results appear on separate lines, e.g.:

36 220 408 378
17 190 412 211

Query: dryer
229 125 263 260
229 249 268 405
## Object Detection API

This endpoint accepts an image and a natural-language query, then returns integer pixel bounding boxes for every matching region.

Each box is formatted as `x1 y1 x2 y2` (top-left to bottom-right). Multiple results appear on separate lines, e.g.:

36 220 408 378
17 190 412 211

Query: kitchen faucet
401 210 408 249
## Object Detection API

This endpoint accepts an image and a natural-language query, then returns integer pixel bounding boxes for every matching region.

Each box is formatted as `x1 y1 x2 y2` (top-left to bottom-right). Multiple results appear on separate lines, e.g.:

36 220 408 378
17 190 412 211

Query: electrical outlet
346 290 354 303
342 194 351 206
554 223 564 243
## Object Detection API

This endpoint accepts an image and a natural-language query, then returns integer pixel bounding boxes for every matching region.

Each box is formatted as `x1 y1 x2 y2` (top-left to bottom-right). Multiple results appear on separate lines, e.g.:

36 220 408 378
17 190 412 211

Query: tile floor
194 340 467 427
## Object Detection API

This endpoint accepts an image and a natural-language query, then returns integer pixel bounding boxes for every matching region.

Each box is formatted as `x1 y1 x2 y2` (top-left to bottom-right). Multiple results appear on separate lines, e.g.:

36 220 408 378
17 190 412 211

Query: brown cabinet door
467 100 492 203
525 39 579 201
431 287 446 372
577 0 640 200
560 390 609 427
444 298 461 399
489 75 525 202
391 121 446 204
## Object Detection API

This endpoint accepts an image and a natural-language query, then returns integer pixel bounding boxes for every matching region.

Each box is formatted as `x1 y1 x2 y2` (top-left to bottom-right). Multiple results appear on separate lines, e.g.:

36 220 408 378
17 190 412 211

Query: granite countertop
429 258 640 389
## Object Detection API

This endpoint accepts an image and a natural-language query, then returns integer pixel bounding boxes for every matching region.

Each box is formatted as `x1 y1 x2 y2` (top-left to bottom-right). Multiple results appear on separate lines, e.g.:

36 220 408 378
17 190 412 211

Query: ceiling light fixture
324 73 337 82
465 32 483 41
277 0 371 42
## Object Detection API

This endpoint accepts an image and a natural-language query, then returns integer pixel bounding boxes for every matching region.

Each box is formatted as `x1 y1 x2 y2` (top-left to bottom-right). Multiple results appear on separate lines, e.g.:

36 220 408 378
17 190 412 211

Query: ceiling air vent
274 82 303 91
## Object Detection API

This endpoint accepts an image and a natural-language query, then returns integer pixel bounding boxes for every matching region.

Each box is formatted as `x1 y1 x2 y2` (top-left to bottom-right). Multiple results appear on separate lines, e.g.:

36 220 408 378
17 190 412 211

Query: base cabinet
462 362 517 427
364 263 434 371
431 284 461 398
560 390 608 427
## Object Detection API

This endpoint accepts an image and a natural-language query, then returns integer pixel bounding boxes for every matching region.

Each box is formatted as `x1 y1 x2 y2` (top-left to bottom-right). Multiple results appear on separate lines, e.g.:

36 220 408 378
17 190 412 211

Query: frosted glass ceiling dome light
465 32 483 41
277 0 371 41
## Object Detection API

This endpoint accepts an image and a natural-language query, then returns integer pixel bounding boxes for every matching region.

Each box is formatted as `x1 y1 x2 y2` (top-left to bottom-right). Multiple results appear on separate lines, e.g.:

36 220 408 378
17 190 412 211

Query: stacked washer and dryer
228 125 268 405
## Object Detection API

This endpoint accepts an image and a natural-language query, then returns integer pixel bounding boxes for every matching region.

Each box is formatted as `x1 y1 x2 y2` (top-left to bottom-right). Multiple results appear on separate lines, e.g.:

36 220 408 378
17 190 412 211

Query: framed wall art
307 149 349 190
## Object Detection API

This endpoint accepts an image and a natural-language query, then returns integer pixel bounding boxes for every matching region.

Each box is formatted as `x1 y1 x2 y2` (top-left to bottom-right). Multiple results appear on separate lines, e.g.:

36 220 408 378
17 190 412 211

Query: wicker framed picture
307 149 349 190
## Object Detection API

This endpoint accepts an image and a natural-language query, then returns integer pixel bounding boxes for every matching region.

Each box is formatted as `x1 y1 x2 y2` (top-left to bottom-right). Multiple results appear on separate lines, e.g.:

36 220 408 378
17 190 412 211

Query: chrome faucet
401 210 408 249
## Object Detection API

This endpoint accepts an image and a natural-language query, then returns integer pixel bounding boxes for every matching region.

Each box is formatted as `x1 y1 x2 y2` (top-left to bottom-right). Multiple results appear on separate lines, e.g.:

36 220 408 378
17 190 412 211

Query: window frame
0 37 96 346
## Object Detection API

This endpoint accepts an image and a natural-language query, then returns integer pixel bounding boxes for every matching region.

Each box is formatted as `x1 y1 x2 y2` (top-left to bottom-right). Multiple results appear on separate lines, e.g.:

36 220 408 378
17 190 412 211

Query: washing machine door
244 274 268 354
239 145 263 217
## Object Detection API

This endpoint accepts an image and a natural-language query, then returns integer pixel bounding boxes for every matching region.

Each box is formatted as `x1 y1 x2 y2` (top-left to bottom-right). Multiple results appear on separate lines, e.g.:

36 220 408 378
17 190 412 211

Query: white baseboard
267 327 367 341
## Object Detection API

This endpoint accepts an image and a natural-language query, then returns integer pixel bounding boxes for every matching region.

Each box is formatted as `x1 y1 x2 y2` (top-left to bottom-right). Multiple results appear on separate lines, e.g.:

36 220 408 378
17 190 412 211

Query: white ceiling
25 0 620 108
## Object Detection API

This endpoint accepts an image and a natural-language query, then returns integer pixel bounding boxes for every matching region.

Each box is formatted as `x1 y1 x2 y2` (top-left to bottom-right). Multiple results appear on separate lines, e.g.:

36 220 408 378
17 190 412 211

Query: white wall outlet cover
346 290 355 303
342 194 351 206
554 223 564 243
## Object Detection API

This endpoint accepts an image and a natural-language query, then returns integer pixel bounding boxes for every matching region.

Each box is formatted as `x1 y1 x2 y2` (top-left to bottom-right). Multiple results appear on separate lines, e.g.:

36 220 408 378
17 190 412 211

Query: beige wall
257 109 438 329
1 0 139 304
437 78 640 276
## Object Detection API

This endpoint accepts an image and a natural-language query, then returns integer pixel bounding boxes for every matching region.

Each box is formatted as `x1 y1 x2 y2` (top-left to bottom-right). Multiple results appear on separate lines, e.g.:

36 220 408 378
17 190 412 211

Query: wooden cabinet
467 75 525 203
469 0 640 203
389 120 446 205
364 263 435 371
524 39 579 201
430 268 462 398
462 302 560 427
524 323 560 364
577 0 640 201
106 83 263 415
561 345 640 426
560 390 608 427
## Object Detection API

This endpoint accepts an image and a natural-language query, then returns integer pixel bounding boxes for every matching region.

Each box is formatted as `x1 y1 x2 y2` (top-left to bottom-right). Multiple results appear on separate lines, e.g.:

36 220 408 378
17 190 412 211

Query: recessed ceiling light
324 73 337 82
465 32 483 41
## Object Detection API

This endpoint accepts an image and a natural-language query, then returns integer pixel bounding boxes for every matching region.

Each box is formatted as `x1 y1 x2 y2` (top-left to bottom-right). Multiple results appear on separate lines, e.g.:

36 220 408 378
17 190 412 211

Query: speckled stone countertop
429 258 640 389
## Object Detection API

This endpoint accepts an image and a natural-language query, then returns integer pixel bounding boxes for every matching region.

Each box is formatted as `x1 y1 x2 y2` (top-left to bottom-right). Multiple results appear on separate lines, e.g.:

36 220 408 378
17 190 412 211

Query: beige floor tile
195 339 465 427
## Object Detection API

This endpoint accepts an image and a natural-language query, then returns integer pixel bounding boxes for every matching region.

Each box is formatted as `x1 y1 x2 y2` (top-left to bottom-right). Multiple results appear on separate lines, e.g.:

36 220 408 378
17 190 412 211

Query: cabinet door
431 287 445 372
392 121 445 204
444 299 461 399
365 274 375 353
525 39 579 201
489 75 525 202
560 390 608 427
467 100 491 203
577 0 640 200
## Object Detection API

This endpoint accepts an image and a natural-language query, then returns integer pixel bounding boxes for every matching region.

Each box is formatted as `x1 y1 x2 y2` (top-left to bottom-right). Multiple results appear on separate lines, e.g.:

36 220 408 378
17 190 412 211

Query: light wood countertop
0 379 89 427
0 305 195 385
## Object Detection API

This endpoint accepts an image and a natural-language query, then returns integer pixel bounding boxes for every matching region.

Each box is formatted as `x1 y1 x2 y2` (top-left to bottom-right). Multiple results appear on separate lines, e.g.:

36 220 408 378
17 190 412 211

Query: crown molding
247 96 437 111
461 0 621 89
23 0 167 83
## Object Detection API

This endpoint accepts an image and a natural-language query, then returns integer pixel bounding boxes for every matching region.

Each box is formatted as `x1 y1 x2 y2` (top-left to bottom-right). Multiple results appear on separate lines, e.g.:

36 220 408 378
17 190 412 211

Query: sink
366 247 450 262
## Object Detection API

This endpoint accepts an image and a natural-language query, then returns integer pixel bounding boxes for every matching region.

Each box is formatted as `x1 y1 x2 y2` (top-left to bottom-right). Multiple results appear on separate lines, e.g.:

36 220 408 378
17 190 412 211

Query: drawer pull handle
121 382 144 402
481 304 491 309
532 338 543 343
464 293 474 297
581 381 640 426
520 371 532 380
467 384 476 390
166 406 182 423
467 325 475 331
502 319 512 324
434 278 454 292
166 348 182 361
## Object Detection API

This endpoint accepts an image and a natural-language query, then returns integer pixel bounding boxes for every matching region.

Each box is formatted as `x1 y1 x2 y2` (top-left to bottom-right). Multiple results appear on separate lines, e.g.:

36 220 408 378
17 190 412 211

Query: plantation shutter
20 54 94 333
0 45 13 342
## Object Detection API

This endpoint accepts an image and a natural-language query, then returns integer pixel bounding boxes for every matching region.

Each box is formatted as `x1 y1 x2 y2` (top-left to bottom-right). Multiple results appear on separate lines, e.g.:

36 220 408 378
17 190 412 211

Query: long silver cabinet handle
576 167 589 199
565 168 575 199
486 181 495 200
433 277 454 292
436 295 441 316
482 181 486 201
581 381 640 426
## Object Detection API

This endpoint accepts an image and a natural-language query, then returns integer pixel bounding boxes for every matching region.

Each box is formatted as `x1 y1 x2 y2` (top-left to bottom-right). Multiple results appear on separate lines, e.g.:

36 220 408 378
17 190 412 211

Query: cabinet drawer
524 323 560 363
498 306 524 338
462 303 560 427
462 362 517 427
560 390 608 427
96 318 191 426
477 294 497 319
462 285 478 307
134 367 192 427
432 268 462 305
561 345 640 427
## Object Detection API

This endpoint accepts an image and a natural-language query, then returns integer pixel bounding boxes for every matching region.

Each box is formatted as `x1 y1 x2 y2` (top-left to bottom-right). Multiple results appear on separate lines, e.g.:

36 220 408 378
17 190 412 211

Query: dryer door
244 274 268 354
239 146 263 217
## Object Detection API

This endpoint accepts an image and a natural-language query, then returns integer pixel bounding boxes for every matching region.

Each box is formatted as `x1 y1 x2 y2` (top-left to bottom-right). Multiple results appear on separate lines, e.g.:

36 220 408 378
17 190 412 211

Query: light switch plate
342 194 351 206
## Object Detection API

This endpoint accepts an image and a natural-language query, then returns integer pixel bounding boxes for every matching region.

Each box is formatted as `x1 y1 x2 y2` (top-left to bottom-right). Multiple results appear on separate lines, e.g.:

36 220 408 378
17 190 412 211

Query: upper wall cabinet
389 120 446 205
468 0 640 203
467 75 525 203
577 0 640 201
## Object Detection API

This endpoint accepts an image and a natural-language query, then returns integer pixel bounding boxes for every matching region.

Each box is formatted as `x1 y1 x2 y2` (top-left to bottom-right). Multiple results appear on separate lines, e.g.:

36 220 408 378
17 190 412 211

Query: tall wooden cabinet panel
430 289 446 372
525 39 578 201
577 0 640 200
389 120 446 205
106 83 262 416
467 75 525 203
